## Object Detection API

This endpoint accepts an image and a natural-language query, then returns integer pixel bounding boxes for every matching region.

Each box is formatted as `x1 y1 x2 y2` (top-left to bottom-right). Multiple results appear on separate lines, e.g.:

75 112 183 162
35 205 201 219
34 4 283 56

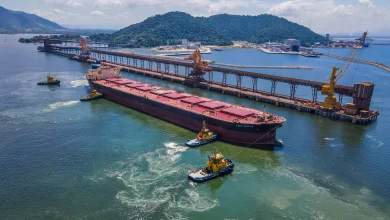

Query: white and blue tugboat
185 121 217 147
188 147 234 183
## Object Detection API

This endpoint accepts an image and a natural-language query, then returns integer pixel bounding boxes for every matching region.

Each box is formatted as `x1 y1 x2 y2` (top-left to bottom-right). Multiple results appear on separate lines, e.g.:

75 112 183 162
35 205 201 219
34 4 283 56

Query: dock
157 50 212 56
213 62 313 69
39 40 380 125
321 53 390 72
84 59 378 125
156 54 313 69
258 47 302 55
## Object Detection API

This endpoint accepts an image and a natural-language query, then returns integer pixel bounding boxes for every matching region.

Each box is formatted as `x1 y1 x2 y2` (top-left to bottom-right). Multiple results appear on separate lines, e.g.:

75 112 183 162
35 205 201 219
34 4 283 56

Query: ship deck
94 78 286 125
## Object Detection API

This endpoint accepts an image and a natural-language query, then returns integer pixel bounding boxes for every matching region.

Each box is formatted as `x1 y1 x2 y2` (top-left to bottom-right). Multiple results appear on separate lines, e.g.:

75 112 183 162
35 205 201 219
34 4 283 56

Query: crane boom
330 31 368 83
334 47 360 82
321 31 367 109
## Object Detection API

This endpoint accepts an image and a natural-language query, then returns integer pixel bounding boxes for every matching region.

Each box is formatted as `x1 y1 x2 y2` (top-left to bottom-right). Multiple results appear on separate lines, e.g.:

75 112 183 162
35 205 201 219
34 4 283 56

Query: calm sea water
1 34 390 220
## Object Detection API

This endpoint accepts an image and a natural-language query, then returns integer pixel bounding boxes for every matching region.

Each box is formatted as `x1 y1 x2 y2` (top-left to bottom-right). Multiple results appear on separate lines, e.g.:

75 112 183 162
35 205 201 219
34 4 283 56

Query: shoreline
258 47 302 55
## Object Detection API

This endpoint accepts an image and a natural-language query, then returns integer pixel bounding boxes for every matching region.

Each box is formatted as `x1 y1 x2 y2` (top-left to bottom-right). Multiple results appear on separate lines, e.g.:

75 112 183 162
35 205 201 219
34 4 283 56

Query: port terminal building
263 39 313 53
155 39 202 51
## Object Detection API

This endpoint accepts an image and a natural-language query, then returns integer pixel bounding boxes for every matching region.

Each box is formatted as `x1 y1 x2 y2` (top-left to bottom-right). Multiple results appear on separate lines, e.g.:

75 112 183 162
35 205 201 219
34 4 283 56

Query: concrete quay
86 58 378 125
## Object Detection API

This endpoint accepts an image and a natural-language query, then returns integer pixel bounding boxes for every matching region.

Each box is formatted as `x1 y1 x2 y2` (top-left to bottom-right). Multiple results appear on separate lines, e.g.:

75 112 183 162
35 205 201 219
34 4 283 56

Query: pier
154 54 312 69
212 62 313 69
41 43 379 125
94 59 378 125
321 53 390 72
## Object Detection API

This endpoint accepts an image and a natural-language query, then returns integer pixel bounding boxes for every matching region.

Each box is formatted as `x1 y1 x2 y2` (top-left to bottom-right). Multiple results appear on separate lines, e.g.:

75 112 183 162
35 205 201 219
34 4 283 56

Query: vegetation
98 12 232 47
87 33 111 42
202 14 326 47
0 6 65 33
0 6 116 35
18 34 82 43
91 12 326 47
9 7 326 47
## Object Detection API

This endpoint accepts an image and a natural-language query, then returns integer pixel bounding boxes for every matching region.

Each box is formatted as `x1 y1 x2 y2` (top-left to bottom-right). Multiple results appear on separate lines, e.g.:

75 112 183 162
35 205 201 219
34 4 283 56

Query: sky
2 0 390 34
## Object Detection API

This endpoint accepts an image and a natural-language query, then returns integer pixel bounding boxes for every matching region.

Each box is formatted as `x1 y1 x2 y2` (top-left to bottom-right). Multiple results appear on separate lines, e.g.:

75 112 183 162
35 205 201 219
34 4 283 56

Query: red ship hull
91 81 284 148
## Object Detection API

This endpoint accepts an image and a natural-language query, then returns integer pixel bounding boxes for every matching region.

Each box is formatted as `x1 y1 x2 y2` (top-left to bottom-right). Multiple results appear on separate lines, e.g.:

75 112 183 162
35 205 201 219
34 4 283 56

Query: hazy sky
2 0 389 34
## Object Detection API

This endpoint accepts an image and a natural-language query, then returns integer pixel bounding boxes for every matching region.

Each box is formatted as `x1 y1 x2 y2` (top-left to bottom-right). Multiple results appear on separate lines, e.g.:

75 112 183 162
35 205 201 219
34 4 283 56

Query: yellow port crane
321 31 368 109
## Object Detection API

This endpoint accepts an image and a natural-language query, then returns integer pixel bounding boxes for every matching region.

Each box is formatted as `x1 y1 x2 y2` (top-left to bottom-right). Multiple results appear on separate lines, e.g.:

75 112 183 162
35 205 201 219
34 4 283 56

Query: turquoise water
1 34 390 219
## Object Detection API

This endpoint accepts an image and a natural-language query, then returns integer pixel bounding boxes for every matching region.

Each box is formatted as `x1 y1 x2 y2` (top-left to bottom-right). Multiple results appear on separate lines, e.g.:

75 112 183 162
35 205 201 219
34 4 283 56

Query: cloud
207 0 250 13
90 10 106 16
43 0 84 7
268 0 334 17
31 8 77 18
267 0 389 33
116 12 129 19
323 4 354 16
359 0 375 8
30 0 390 34
94 0 126 7
93 0 260 14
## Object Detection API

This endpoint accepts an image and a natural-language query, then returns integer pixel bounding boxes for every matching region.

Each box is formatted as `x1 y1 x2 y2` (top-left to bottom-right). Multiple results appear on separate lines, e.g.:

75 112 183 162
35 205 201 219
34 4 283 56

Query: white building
265 42 291 51
182 39 189 45
181 39 201 49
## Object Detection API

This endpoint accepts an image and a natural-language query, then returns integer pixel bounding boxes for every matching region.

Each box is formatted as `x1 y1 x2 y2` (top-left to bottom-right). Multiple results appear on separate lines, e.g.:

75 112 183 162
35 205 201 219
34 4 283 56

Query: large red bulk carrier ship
86 65 286 148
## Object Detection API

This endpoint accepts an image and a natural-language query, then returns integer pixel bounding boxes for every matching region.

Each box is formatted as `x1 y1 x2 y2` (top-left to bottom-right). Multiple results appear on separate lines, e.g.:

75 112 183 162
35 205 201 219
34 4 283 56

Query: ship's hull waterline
91 81 284 148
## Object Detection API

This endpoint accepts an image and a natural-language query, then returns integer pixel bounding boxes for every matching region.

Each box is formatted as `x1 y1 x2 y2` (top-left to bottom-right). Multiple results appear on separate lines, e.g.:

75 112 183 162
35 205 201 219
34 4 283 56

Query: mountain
94 12 326 47
202 14 326 46
108 12 232 47
0 6 65 33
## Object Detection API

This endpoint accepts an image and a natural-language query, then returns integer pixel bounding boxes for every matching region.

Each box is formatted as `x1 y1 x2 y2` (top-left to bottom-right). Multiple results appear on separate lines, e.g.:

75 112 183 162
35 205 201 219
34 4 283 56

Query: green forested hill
90 12 326 47
108 12 231 47
0 6 65 33
202 14 325 46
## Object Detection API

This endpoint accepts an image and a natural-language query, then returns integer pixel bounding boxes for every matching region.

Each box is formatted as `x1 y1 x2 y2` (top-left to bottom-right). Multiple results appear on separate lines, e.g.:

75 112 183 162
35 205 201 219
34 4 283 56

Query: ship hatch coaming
93 79 285 126
88 71 285 147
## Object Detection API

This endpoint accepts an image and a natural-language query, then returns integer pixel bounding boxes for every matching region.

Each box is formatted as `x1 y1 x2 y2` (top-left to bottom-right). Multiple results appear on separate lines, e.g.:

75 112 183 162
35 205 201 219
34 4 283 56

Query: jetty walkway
321 53 390 72
90 59 378 125
213 62 313 69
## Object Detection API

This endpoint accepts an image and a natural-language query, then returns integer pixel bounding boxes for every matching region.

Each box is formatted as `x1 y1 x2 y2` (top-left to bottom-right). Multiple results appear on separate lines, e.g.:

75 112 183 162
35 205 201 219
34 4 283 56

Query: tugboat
37 73 60 85
185 121 217 147
80 88 103 101
188 147 234 183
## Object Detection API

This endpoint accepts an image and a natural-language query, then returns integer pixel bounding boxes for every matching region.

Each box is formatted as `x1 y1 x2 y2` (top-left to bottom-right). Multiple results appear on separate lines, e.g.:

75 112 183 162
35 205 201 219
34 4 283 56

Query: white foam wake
103 142 218 218
365 134 384 149
44 100 79 112
70 80 89 88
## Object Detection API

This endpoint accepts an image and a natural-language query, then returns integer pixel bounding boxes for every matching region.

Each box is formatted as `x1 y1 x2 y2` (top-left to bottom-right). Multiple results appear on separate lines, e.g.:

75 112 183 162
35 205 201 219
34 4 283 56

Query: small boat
80 89 103 101
186 121 217 147
37 73 60 85
214 48 223 51
188 147 234 183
